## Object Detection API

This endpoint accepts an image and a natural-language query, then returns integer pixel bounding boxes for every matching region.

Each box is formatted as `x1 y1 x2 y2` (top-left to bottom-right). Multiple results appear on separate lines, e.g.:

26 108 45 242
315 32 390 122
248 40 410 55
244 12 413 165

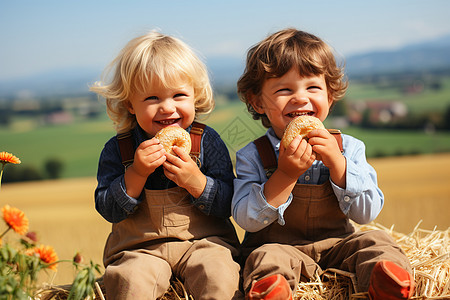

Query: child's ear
125 101 135 115
248 93 265 114
327 93 335 108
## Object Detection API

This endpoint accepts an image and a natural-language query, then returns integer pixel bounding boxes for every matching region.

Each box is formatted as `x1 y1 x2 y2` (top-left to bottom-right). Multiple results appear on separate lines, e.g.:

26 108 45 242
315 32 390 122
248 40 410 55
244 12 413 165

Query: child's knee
104 252 172 299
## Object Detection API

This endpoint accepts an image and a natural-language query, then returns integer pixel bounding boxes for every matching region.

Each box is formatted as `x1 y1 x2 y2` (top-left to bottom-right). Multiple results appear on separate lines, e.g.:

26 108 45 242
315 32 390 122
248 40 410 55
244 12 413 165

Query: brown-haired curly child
232 28 414 300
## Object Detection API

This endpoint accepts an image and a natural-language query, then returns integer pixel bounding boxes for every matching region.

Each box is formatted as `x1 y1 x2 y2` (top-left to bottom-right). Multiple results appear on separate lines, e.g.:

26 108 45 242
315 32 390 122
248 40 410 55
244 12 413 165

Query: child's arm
310 131 384 224
95 137 165 223
233 137 315 232
163 127 235 218
263 136 315 207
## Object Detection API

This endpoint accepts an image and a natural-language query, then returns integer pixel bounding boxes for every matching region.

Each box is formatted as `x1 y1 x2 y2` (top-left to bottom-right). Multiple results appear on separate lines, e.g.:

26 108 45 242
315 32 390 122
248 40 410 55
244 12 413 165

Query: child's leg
319 230 412 293
242 243 319 293
104 250 172 300
176 238 243 300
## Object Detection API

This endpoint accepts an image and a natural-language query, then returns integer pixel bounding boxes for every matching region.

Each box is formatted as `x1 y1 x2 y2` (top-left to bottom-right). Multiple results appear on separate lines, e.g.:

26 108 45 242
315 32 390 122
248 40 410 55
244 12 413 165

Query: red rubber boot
368 260 415 299
247 274 293 300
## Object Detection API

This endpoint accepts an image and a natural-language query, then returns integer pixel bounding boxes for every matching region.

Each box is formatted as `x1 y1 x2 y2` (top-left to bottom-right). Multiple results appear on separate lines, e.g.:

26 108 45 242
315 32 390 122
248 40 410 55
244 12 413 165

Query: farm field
2 100 450 180
0 153 449 286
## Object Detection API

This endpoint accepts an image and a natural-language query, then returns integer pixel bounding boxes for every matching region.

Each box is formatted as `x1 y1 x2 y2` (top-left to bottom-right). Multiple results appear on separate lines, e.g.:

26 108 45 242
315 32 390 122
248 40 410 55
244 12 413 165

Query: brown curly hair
237 28 348 128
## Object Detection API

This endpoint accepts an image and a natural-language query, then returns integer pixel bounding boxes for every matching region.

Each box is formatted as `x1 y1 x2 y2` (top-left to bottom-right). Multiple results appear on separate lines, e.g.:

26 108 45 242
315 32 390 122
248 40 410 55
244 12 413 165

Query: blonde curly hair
90 31 214 133
237 28 348 128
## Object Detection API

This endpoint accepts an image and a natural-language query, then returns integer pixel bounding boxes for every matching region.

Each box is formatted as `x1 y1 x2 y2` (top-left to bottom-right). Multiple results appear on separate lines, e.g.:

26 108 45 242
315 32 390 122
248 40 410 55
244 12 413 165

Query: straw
291 222 450 300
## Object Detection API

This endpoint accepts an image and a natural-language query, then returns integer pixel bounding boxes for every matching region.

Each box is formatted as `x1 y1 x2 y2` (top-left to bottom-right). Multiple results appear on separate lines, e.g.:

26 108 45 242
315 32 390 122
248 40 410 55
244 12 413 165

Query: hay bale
35 278 106 300
293 222 450 299
35 277 190 300
34 222 450 300
391 223 450 298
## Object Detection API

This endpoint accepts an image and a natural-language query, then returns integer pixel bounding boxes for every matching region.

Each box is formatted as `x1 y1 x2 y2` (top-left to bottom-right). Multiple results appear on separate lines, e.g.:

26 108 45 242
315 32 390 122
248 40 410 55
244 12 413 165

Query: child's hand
307 129 342 168
278 136 316 180
124 138 166 198
162 146 207 198
307 129 346 188
262 136 315 208
130 138 166 178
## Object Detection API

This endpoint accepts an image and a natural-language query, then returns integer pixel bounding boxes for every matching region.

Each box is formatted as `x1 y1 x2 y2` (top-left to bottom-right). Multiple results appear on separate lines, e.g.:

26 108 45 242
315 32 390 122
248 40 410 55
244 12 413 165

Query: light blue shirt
232 128 384 233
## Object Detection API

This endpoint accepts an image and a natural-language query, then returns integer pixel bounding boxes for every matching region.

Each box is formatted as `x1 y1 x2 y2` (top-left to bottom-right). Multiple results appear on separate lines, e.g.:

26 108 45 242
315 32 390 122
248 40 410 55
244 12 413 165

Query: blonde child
233 28 414 299
91 31 242 300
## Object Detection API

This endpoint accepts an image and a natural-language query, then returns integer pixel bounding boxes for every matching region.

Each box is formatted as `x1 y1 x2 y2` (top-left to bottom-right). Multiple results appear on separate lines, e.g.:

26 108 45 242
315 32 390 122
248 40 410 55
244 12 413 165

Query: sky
1 0 450 81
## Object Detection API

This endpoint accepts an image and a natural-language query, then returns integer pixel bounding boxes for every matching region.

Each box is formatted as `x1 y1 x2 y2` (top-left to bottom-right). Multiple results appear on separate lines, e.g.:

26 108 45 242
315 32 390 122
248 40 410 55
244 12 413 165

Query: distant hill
1 34 450 98
345 34 450 77
209 34 450 85
0 67 101 98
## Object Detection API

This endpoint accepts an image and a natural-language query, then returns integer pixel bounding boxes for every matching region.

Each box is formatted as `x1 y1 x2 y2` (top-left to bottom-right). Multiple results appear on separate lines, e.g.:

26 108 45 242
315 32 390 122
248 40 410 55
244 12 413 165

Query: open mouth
156 119 180 126
286 111 314 118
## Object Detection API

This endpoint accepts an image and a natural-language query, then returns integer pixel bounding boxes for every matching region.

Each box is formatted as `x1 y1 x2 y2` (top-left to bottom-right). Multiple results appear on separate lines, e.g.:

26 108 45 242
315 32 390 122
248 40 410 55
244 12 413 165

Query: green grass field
0 114 114 178
2 100 450 179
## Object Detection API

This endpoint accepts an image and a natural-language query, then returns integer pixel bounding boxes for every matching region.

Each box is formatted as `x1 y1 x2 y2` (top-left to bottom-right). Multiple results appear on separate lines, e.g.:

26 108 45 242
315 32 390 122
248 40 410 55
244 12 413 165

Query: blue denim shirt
232 128 384 232
95 124 235 223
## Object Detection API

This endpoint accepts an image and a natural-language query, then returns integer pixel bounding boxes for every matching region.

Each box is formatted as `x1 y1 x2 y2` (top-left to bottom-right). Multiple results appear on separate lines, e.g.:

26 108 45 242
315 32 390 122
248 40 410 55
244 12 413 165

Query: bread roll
281 115 325 148
154 126 191 156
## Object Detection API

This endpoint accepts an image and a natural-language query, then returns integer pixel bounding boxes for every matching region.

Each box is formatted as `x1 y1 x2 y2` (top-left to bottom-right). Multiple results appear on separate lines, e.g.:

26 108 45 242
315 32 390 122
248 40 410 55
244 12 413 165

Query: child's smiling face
251 67 332 139
127 78 196 137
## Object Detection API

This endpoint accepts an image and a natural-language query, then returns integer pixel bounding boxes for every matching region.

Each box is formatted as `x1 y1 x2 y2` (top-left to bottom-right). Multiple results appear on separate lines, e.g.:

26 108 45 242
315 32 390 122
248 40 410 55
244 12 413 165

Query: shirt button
304 175 310 181
343 195 351 202
199 204 205 210
263 219 269 225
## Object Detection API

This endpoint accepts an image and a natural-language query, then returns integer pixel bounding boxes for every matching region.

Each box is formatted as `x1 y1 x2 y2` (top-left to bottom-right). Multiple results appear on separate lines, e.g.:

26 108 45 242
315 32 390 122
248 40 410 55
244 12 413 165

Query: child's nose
159 98 176 113
291 92 309 104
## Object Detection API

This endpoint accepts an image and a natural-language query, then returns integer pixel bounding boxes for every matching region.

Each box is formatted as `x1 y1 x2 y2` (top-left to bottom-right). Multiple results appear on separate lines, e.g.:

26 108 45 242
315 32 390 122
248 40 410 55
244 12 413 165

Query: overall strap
117 131 134 168
117 123 206 168
254 129 344 178
189 122 206 167
253 136 277 178
328 129 344 153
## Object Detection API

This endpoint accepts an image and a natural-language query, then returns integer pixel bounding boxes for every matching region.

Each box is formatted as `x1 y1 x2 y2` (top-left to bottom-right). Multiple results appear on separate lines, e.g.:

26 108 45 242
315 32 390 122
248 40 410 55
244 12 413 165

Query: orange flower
0 152 21 165
32 245 59 271
0 152 21 188
2 205 29 235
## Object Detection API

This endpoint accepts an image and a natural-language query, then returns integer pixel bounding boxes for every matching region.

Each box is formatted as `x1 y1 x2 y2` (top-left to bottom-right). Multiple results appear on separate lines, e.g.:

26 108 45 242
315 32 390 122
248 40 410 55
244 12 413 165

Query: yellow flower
32 245 59 271
2 205 29 235
0 152 21 165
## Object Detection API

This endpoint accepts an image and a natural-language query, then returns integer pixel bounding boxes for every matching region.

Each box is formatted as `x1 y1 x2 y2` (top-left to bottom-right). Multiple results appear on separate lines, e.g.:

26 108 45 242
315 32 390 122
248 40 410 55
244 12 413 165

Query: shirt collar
265 127 281 151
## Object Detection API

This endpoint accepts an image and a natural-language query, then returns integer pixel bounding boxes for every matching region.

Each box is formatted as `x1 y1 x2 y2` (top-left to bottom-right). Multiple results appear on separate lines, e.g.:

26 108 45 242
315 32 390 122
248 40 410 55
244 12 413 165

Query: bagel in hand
155 126 191 156
281 115 325 148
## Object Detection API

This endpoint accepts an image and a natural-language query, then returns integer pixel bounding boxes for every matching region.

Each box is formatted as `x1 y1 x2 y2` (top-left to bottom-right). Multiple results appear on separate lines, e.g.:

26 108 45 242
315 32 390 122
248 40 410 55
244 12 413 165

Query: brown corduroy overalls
241 135 411 294
103 123 242 300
